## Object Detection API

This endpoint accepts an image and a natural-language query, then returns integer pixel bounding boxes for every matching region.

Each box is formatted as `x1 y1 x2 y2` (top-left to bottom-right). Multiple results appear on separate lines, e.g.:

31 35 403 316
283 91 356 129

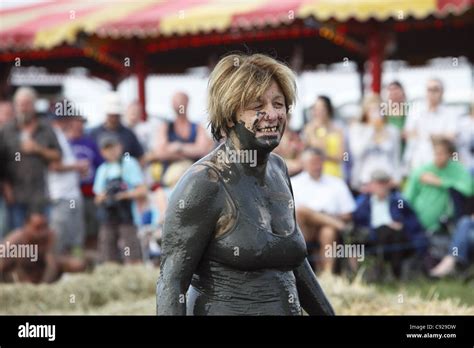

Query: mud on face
233 80 288 151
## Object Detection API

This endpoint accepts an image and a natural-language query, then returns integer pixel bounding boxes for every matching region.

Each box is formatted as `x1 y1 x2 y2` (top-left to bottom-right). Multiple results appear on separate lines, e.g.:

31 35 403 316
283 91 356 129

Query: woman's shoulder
174 146 226 188
269 152 287 169
169 160 223 205
183 159 221 183
269 152 292 181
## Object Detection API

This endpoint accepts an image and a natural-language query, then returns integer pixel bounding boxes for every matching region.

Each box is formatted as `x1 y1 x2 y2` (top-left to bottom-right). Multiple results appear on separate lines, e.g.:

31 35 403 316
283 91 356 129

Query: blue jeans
0 196 9 239
8 203 50 231
450 216 474 265
8 203 28 231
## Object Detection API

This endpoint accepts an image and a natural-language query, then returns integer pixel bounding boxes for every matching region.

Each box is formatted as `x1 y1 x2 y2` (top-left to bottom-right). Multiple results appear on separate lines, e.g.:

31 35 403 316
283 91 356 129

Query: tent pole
368 29 383 94
136 50 147 120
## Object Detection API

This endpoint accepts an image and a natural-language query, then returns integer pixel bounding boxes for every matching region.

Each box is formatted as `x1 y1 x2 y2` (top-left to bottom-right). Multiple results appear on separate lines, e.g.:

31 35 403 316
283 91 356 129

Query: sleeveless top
167 121 197 143
155 121 199 184
186 151 308 315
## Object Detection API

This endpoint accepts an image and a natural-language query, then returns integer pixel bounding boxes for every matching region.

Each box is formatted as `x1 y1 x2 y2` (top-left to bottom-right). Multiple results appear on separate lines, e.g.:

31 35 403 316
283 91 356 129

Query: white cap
104 92 122 115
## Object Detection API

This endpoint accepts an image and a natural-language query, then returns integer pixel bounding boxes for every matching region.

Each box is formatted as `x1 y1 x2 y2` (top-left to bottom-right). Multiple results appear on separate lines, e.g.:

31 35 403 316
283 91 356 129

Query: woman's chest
228 176 296 236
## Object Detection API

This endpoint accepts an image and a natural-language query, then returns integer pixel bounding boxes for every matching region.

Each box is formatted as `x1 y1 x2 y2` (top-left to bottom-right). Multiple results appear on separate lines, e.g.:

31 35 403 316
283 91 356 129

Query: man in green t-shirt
404 138 473 233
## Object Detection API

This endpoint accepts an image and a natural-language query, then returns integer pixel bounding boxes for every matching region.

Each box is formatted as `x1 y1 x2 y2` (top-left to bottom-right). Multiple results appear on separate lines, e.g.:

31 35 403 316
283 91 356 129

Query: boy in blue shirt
93 134 146 263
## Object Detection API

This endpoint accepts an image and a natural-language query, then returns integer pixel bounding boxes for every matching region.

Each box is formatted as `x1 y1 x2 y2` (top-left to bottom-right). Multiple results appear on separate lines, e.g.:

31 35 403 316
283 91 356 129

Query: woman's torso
187 145 308 315
350 123 399 187
304 122 343 177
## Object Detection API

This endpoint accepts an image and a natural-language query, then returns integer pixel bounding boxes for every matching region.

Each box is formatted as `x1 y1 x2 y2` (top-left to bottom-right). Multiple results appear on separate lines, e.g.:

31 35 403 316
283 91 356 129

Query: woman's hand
420 172 442 186
294 259 335 316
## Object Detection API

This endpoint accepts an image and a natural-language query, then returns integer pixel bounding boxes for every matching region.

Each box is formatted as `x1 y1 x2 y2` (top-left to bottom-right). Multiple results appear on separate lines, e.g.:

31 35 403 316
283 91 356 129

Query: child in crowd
93 134 146 264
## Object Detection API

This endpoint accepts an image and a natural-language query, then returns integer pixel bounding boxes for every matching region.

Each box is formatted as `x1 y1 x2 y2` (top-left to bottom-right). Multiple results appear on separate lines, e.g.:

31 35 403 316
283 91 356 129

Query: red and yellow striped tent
1 0 471 51
0 0 472 110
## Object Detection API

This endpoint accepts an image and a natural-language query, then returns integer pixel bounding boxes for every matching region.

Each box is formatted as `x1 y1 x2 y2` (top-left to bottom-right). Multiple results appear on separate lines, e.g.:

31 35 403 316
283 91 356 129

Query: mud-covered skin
156 129 335 315
157 84 334 315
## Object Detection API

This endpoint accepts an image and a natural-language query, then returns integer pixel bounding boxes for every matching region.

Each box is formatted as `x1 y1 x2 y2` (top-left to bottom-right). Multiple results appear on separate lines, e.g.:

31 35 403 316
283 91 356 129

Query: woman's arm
156 164 223 315
294 259 335 315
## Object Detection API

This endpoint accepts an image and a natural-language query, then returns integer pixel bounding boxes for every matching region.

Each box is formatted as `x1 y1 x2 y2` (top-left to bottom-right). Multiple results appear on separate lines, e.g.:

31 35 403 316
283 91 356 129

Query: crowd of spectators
0 77 472 283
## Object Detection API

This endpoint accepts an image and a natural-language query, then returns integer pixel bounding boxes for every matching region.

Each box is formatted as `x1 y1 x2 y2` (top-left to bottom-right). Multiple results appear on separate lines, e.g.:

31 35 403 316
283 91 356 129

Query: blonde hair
360 93 381 123
13 86 37 103
207 53 297 141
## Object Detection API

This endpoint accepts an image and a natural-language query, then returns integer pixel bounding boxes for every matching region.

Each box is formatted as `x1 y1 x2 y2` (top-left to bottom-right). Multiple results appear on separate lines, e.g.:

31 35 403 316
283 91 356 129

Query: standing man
404 78 458 171
124 100 159 153
48 112 87 257
150 92 213 185
0 100 14 128
90 92 144 161
153 92 212 163
0 87 61 230
67 115 103 246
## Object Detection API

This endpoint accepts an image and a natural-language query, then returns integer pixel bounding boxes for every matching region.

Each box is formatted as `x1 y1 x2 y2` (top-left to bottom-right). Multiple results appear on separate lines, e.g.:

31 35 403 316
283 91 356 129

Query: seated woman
156 53 335 316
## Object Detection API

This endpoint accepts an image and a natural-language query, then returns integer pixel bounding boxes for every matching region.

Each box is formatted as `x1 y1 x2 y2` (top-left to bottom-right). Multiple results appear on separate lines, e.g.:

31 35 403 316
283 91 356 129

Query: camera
101 178 133 224
103 178 127 208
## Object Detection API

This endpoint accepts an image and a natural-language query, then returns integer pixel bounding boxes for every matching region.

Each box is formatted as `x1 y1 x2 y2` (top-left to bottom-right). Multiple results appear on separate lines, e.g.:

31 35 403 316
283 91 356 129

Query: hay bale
1 264 473 315
0 263 158 314
317 272 474 315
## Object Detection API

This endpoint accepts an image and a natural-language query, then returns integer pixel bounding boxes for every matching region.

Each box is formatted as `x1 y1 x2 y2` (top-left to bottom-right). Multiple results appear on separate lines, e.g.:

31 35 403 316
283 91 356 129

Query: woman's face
387 84 405 103
232 80 287 151
433 144 450 168
312 98 329 122
367 102 382 124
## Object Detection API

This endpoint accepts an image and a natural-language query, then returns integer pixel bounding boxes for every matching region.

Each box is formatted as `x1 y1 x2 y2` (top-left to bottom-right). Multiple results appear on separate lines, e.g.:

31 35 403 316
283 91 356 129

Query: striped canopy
0 0 471 51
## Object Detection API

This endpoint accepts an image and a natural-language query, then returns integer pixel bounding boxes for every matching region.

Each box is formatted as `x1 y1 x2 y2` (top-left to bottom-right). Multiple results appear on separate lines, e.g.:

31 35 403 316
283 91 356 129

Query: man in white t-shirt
125 101 161 153
403 78 458 172
48 115 87 256
292 148 356 273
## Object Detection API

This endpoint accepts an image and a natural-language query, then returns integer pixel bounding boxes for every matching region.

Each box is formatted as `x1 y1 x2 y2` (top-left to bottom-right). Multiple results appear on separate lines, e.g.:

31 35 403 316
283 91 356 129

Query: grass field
374 277 474 307
0 264 473 315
